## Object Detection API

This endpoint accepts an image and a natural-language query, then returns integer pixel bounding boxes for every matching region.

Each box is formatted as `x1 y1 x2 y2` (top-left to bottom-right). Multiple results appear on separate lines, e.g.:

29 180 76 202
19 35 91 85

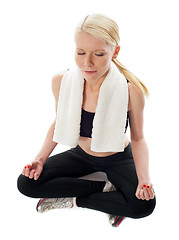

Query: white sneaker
103 181 116 192
36 198 73 213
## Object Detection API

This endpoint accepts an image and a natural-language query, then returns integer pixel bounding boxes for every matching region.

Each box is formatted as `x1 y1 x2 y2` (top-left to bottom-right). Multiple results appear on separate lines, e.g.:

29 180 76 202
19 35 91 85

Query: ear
112 45 120 59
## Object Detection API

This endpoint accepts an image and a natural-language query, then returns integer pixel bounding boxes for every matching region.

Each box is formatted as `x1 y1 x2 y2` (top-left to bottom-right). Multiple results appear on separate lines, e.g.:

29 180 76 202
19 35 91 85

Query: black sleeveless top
80 79 129 138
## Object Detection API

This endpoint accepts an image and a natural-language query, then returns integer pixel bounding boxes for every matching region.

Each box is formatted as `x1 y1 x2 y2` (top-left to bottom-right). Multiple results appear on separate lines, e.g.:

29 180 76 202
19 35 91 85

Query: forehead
75 32 111 51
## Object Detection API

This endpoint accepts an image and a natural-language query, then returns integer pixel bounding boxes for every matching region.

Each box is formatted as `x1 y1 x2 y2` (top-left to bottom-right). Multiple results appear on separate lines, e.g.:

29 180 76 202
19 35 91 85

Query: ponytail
112 58 149 97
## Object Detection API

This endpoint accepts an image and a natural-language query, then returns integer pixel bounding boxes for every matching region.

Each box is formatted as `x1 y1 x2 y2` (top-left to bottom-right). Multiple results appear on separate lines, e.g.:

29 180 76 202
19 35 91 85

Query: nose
84 54 94 67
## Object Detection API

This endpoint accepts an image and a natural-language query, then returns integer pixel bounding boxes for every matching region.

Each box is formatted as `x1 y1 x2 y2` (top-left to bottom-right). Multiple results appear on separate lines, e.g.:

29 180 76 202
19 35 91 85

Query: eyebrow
76 48 106 52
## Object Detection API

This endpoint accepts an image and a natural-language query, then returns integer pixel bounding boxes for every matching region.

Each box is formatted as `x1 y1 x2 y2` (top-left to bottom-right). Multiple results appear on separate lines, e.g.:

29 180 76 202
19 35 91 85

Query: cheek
75 55 82 67
97 56 112 70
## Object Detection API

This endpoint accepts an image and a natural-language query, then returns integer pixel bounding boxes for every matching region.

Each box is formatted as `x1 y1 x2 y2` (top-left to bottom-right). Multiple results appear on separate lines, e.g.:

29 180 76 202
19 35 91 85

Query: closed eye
95 53 105 56
77 52 85 55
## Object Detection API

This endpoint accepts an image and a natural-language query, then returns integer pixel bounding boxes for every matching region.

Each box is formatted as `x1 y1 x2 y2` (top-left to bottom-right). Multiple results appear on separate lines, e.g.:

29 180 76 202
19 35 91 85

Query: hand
22 160 44 180
135 181 155 201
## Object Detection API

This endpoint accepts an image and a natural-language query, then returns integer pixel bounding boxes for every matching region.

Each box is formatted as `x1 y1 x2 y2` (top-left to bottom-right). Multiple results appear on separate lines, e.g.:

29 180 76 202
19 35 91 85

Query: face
74 32 119 84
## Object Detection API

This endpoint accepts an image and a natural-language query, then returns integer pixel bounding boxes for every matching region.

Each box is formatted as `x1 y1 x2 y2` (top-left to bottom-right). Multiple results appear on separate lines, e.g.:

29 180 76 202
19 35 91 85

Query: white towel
53 61 128 152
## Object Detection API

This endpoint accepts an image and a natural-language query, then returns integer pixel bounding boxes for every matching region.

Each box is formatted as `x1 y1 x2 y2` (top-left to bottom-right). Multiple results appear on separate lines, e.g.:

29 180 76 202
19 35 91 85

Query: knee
17 174 36 198
131 197 156 219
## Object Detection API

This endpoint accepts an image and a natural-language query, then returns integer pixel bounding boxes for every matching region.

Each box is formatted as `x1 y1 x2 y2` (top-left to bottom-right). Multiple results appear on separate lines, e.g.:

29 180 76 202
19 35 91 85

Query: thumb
34 165 43 181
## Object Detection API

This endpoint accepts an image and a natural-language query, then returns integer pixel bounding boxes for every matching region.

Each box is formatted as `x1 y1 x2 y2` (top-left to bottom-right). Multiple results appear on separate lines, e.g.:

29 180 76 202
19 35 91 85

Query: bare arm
34 120 58 165
128 83 155 201
34 73 64 164
22 73 64 180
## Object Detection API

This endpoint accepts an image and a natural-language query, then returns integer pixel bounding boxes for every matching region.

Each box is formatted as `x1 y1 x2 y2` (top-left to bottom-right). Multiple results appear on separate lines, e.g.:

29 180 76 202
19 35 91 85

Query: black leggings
17 142 156 218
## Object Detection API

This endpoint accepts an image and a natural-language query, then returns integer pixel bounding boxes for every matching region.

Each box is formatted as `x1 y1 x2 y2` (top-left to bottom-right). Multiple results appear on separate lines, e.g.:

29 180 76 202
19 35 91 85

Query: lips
84 70 97 74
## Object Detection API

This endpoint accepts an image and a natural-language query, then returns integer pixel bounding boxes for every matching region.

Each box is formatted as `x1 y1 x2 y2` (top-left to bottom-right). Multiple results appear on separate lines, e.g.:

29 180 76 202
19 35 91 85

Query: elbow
131 133 145 143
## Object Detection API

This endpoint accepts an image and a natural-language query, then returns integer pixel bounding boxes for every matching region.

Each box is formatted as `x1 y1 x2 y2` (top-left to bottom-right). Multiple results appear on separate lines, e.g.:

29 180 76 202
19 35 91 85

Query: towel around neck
53 61 129 152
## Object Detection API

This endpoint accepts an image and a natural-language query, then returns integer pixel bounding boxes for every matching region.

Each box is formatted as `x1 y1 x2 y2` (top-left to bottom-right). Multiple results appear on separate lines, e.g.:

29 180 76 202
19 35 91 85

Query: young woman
17 14 156 227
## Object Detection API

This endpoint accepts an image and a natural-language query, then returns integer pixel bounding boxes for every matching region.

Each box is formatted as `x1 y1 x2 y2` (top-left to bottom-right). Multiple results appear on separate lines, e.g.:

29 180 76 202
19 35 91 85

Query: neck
84 80 102 93
84 69 110 93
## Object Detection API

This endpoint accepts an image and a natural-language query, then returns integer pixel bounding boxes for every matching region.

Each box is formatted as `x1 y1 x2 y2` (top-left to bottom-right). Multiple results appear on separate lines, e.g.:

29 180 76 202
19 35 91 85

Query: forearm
130 138 150 182
34 120 58 164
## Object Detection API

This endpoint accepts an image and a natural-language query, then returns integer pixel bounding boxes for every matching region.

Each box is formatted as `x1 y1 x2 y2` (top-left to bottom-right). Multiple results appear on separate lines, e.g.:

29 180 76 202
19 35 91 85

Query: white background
1 0 179 239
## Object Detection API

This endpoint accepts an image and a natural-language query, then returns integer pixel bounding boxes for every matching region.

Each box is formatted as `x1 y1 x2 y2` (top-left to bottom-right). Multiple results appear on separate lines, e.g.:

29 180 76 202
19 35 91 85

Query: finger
24 166 30 177
22 166 26 175
135 188 141 199
146 186 155 199
27 164 32 169
139 189 145 200
143 186 150 201
25 164 32 177
34 172 39 181
29 169 35 179
23 164 32 175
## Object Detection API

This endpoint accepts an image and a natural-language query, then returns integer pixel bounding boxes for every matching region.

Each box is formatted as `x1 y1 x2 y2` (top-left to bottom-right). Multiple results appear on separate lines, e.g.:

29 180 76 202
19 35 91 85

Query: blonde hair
74 13 149 97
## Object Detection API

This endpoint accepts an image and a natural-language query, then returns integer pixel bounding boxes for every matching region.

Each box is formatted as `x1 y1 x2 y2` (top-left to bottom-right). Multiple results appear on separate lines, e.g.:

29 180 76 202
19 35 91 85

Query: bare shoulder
51 71 66 101
128 82 145 112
